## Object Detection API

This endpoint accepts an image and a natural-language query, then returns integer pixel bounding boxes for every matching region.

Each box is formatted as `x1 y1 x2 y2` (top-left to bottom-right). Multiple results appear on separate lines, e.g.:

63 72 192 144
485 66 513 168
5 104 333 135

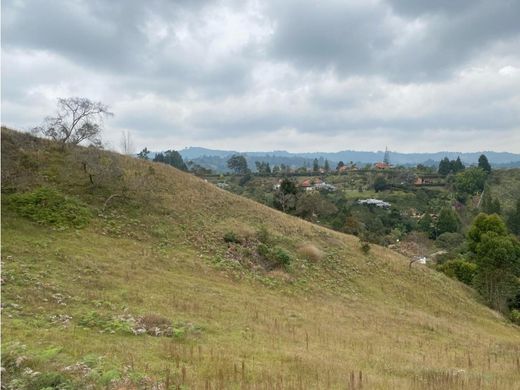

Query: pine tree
324 159 330 172
478 154 491 174
312 158 320 173
438 157 451 175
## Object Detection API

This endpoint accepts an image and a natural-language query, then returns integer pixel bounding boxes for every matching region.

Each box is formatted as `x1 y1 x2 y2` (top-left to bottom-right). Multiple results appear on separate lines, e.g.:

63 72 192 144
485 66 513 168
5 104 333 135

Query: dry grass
2 128 520 389
297 243 324 263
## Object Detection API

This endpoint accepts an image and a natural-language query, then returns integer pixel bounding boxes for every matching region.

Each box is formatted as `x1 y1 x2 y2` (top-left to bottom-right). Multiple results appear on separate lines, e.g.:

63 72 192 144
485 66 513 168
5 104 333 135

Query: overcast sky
2 0 520 153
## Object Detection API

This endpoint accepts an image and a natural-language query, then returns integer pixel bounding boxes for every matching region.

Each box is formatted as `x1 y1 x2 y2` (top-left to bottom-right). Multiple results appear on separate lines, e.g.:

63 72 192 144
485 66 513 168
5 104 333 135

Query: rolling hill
2 127 520 389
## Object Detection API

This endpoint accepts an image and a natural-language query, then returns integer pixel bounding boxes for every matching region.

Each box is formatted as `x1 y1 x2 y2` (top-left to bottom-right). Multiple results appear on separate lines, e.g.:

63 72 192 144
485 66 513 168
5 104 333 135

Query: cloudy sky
2 0 520 153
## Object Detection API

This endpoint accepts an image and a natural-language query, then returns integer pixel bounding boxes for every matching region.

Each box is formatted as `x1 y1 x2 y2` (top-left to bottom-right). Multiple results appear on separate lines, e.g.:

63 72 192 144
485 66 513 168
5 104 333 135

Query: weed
7 187 91 229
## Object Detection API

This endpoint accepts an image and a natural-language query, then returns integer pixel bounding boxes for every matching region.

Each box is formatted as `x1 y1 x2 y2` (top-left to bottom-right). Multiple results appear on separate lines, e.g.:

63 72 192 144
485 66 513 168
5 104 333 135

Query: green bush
256 243 292 268
272 247 291 266
510 309 520 325
223 231 241 243
27 372 72 390
360 241 371 255
78 311 133 335
8 187 91 229
436 258 477 285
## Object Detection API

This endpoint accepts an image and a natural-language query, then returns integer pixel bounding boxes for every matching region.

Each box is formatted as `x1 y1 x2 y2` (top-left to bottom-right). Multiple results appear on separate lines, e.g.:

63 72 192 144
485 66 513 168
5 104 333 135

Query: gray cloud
1 0 519 152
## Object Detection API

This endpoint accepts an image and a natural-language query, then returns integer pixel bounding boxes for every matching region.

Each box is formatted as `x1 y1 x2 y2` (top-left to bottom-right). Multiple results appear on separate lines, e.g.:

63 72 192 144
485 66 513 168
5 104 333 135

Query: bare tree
120 130 135 155
34 97 113 146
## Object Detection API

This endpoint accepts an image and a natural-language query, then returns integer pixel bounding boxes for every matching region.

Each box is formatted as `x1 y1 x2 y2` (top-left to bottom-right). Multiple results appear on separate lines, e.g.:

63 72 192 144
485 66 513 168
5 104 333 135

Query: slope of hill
488 169 520 213
2 128 520 389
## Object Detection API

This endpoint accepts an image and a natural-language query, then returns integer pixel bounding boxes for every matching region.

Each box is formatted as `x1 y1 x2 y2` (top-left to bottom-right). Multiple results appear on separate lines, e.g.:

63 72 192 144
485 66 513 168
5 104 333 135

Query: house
414 177 433 186
374 162 391 170
357 198 391 208
299 178 335 191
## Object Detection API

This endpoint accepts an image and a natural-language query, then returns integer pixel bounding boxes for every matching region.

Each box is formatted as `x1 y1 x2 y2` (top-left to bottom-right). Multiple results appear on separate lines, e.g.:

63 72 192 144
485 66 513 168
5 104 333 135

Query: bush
256 243 292 268
8 187 91 229
223 231 241 244
272 247 291 266
360 240 371 254
298 244 324 263
511 309 520 325
27 372 72 390
257 226 271 244
436 259 477 285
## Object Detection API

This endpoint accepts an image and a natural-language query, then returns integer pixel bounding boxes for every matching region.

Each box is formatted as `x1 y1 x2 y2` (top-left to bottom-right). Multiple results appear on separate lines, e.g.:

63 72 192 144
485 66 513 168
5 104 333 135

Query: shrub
257 243 292 268
257 226 270 244
511 309 520 325
223 231 241 244
360 240 371 254
298 244 324 263
27 372 72 390
8 187 91 229
272 247 291 266
436 259 477 285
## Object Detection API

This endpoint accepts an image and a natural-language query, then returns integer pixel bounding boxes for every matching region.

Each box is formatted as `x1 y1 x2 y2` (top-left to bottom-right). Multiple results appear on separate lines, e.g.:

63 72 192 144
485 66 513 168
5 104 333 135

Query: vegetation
33 97 112 146
153 149 187 171
2 128 520 389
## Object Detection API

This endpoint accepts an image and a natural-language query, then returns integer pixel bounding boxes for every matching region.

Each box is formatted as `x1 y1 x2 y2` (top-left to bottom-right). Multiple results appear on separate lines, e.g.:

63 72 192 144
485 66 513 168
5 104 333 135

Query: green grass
2 128 520 389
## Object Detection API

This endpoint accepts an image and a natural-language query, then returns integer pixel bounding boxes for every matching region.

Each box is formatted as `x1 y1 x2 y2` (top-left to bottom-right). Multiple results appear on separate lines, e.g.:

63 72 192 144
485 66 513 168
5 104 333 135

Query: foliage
137 147 150 160
223 231 241 244
274 178 297 212
436 258 477 285
359 240 371 254
436 208 459 236
467 213 508 253
78 311 133 335
33 97 112 146
435 232 465 251
438 157 465 175
8 187 91 229
481 187 501 214
227 155 249 175
373 175 388 192
478 154 492 174
295 192 337 221
454 167 487 195
511 309 520 325
257 243 292 268
255 161 271 175
153 150 187 171
507 198 520 235
468 213 520 311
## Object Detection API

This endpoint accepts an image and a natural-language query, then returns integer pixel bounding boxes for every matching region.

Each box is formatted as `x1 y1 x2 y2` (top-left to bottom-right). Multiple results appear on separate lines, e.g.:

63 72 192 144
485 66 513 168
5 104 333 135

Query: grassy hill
488 169 520 213
2 128 520 389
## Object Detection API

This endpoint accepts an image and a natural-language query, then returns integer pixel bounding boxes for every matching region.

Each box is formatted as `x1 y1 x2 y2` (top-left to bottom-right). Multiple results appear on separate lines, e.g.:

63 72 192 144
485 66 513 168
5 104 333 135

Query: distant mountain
177 147 520 172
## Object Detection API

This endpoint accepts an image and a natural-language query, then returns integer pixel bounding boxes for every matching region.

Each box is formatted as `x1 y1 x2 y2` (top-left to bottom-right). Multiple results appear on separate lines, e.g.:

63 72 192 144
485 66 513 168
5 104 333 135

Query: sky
2 0 520 153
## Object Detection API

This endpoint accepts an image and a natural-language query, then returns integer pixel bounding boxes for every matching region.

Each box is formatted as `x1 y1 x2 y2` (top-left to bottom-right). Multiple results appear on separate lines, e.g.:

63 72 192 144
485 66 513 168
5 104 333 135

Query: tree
336 161 345 171
438 157 451 175
34 97 112 146
255 161 271 175
467 213 508 253
324 159 330 172
120 130 134 155
451 156 465 173
312 158 320 173
153 150 187 171
478 154 492 174
373 175 388 192
467 213 520 312
137 148 150 160
507 199 520 236
436 208 459 236
275 178 297 212
227 155 249 175
454 167 487 195
295 192 337 221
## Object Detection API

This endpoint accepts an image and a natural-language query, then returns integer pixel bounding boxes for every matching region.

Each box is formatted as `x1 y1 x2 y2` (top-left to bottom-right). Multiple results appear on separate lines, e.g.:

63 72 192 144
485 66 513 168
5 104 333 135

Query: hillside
488 169 520 213
2 128 520 389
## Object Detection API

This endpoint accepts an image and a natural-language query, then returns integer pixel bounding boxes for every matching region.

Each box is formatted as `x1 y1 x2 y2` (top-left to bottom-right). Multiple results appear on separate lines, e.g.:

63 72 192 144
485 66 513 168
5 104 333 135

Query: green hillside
2 128 520 389
488 169 520 213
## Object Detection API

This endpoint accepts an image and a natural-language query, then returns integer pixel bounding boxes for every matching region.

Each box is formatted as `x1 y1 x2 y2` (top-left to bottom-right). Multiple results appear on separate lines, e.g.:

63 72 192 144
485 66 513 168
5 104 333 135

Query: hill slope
2 128 520 389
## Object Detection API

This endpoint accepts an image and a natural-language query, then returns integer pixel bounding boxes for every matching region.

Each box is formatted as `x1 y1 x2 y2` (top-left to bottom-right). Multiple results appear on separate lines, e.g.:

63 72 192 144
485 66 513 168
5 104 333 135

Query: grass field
2 128 520 389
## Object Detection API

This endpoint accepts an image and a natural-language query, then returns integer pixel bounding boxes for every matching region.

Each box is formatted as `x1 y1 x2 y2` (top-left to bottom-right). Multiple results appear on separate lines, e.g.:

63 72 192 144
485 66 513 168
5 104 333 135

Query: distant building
357 198 391 208
374 162 391 169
